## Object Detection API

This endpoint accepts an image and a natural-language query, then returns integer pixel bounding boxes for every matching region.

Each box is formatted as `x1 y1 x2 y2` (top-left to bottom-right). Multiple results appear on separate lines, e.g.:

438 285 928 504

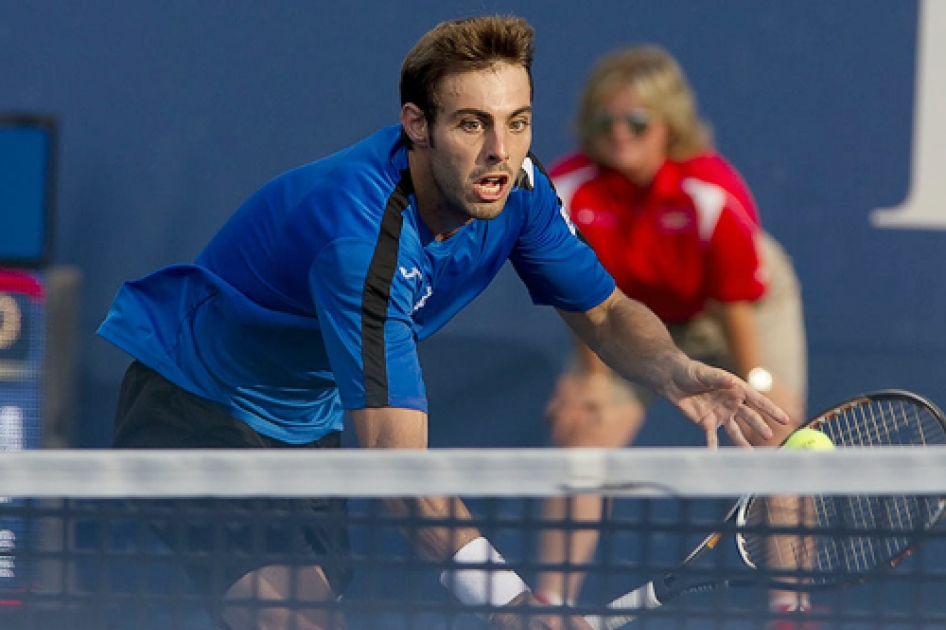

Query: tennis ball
783 427 835 450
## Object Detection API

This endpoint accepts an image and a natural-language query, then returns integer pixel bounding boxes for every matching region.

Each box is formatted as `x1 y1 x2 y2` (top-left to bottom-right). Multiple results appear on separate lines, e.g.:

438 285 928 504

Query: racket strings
741 396 946 585
821 399 946 449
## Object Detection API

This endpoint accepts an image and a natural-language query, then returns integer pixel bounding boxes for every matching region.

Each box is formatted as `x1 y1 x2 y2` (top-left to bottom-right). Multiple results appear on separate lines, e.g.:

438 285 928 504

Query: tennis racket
585 389 946 630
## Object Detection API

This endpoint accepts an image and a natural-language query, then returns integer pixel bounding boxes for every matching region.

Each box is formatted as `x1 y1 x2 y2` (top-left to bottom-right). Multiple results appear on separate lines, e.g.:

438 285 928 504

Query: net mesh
0 447 945 630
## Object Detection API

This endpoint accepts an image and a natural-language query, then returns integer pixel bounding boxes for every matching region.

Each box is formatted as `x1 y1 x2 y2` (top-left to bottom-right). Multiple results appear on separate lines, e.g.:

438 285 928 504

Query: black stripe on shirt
361 170 413 407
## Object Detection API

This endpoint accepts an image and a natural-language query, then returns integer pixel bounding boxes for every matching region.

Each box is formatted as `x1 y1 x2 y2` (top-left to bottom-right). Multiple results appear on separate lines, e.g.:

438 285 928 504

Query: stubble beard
431 162 507 225
464 197 506 221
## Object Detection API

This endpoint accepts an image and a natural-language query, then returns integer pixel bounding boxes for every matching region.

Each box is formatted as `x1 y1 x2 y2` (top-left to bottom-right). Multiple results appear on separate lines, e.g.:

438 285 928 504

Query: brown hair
400 16 535 143
577 45 712 162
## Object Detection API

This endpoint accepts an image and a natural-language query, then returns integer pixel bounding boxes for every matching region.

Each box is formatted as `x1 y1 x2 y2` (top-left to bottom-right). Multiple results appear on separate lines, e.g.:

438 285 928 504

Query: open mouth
473 174 510 202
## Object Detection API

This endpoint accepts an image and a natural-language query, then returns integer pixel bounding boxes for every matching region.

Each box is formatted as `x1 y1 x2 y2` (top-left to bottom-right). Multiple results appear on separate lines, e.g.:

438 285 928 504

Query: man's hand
490 591 594 629
745 377 804 447
556 289 791 449
666 359 791 448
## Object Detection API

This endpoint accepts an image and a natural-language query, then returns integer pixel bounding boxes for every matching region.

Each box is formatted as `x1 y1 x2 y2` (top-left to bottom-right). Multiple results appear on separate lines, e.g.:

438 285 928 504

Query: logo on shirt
657 208 694 233
573 207 619 228
399 266 433 313
399 266 422 281
412 285 433 313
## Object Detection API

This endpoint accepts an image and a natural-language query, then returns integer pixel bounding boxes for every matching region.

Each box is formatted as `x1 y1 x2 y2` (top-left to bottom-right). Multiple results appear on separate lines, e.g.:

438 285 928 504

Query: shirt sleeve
509 160 616 312
309 238 427 412
680 173 767 304
704 197 767 303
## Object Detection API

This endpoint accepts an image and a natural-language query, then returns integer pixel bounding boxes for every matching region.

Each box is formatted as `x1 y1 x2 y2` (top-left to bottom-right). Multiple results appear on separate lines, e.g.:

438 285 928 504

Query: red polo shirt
551 152 766 324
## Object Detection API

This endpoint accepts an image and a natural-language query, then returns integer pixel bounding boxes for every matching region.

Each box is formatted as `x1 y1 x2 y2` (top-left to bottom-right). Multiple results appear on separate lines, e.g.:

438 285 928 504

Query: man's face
420 63 533 225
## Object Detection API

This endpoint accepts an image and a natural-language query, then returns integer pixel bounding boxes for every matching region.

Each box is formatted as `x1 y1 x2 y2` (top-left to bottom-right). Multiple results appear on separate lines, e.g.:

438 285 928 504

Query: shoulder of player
322 130 406 195
528 151 600 215
276 134 409 228
283 124 404 191
508 152 556 201
501 154 580 238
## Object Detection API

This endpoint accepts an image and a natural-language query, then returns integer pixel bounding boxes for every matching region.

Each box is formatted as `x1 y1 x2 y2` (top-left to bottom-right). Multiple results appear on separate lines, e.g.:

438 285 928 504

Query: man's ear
400 103 429 147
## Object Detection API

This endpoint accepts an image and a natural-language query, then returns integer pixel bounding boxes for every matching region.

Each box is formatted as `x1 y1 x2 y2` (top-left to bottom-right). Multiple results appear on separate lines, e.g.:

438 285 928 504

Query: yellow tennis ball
784 427 835 450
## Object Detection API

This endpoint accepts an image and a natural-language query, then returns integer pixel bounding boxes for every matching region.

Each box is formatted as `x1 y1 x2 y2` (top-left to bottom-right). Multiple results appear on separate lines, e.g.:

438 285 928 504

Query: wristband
439 537 530 619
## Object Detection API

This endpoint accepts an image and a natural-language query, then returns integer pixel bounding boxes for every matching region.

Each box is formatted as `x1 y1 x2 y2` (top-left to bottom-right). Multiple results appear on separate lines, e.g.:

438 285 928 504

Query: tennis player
99 16 789 630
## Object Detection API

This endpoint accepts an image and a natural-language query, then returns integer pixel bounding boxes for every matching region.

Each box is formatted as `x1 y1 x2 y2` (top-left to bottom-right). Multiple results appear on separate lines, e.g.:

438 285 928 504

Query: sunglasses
589 110 652 136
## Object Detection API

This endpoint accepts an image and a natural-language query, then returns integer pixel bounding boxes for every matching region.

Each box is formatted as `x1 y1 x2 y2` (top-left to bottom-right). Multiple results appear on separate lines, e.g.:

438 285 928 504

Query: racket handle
585 581 661 630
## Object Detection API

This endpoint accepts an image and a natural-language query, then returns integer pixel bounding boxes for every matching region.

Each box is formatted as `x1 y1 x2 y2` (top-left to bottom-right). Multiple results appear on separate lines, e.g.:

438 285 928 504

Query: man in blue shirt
100 15 788 630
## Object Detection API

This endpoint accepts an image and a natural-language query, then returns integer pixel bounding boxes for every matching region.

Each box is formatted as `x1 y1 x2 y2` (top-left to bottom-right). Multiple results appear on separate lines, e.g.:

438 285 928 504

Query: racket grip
585 581 661 630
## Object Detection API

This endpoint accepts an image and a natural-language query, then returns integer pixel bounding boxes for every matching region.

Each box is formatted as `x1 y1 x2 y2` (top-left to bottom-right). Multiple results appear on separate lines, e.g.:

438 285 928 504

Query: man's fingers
691 361 738 389
736 403 774 441
722 415 752 447
704 423 720 449
743 389 791 425
702 400 774 449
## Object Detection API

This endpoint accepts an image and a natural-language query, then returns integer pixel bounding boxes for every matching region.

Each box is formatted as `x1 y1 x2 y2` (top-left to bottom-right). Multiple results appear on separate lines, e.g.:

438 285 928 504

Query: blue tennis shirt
98 125 615 443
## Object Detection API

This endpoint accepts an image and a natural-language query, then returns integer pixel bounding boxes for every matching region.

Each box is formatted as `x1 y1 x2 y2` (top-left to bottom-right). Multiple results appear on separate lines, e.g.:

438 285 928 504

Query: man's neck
407 151 470 241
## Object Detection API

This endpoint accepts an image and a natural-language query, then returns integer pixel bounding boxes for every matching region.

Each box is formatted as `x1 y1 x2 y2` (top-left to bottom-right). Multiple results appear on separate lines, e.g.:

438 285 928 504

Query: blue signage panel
0 117 56 267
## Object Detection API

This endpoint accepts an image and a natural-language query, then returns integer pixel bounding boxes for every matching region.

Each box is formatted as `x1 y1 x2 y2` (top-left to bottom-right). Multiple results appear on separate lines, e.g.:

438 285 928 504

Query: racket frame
587 389 946 630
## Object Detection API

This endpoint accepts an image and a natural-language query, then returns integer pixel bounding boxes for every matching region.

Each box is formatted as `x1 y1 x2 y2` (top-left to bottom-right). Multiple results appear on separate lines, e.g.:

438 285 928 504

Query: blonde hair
576 45 712 162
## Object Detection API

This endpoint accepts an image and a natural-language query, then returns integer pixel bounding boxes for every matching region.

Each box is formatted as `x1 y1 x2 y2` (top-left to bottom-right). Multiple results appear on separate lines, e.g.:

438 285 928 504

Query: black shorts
112 360 354 599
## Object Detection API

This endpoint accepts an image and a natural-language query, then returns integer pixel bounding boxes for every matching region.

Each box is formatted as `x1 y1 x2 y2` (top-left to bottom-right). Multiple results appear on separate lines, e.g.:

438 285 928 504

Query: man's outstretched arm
557 288 790 448
349 406 593 629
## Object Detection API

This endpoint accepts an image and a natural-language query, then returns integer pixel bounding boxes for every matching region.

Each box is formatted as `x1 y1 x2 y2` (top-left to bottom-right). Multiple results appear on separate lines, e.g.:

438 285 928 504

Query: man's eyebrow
449 108 492 120
450 106 534 120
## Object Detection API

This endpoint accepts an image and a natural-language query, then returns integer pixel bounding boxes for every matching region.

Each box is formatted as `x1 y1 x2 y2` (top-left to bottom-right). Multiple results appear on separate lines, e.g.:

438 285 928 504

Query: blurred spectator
536 45 809 624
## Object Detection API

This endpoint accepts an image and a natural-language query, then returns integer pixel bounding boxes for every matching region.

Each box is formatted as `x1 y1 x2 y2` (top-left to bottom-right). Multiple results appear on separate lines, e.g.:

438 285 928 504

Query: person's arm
574 336 609 376
557 288 790 448
350 406 482 559
350 407 592 629
715 300 760 380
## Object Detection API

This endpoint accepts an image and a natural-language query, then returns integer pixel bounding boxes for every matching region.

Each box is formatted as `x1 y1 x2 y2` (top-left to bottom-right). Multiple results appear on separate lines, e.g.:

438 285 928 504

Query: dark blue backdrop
4 3 946 628
3 0 941 451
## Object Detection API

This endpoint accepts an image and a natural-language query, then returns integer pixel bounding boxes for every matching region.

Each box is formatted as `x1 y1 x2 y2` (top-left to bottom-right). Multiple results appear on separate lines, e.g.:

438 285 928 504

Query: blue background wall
2 0 940 449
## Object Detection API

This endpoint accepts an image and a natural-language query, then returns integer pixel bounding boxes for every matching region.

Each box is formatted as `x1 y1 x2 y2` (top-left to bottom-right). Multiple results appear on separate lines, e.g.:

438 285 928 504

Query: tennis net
1 447 945 629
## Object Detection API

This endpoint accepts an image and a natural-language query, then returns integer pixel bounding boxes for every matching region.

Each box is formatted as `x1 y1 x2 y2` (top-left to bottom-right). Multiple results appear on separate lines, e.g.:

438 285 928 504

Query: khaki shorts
581 232 807 405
